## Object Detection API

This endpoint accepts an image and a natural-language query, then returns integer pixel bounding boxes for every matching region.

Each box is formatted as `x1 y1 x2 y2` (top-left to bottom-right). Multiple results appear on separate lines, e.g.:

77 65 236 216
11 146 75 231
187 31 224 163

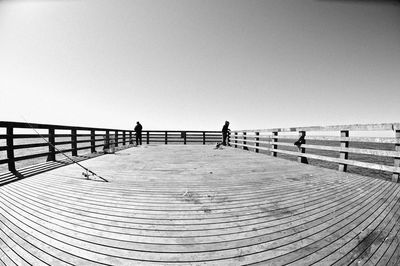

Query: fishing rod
21 117 108 182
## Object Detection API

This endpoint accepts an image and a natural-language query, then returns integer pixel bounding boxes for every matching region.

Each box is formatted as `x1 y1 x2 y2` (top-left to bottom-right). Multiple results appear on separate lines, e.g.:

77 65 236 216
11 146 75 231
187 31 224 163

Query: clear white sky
0 0 399 130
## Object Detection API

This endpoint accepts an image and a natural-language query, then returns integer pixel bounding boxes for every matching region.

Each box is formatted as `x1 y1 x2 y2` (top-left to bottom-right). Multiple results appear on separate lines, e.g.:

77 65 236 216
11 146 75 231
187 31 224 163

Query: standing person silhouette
134 121 143 145
222 121 230 146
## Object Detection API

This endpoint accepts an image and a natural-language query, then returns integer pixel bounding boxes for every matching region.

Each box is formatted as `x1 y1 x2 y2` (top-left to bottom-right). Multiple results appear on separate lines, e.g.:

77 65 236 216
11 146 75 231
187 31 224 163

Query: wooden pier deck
1 145 400 265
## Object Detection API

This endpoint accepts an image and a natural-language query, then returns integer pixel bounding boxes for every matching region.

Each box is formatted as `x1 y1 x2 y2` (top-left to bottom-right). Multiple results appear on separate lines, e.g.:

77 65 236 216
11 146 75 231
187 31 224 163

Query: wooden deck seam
7 178 376 216
0 182 388 248
0 218 62 266
373 218 400 265
1 145 400 264
0 234 18 266
0 215 99 266
0 177 384 233
0 181 388 247
0 178 394 258
5 170 377 212
9 177 347 206
288 185 400 265
18 172 348 198
327 195 400 265
248 183 400 265
351 201 400 265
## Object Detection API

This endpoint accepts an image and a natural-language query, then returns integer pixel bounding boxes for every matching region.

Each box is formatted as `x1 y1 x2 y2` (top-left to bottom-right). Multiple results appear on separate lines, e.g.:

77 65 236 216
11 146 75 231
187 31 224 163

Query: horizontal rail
233 138 400 157
238 123 400 133
234 135 400 144
230 122 400 182
233 142 399 172
0 121 223 174
0 121 130 132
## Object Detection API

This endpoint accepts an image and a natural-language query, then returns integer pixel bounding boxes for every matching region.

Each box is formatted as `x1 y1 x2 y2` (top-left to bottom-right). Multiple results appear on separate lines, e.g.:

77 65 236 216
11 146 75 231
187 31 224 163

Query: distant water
0 138 396 180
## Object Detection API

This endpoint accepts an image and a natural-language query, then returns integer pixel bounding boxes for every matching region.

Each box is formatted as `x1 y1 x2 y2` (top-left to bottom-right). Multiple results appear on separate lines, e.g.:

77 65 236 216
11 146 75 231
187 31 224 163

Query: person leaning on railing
222 121 230 146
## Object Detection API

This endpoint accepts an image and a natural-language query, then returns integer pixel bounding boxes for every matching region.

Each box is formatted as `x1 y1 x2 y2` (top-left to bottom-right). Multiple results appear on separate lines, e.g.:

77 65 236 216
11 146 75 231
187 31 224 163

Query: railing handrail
0 121 222 133
230 123 400 183
0 121 130 132
141 130 221 133
0 121 223 177
233 122 400 133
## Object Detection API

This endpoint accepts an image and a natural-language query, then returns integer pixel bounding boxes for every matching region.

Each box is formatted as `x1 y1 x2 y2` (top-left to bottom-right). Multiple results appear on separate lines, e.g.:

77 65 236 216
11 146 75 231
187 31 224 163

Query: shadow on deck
0 145 135 186
0 145 400 265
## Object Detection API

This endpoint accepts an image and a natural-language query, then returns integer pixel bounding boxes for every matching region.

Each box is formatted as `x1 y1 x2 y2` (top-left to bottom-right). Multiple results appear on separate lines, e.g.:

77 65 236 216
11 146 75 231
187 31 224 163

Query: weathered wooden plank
0 216 70 266
1 145 400 264
4 179 380 248
363 212 400 265
0 181 388 260
253 182 398 265
4 171 373 223
0 229 20 266
0 218 37 265
0 179 384 262
348 198 400 265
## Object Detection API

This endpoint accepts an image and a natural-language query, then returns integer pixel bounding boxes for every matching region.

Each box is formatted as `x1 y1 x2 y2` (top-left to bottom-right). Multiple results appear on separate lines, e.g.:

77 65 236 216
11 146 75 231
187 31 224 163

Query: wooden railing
0 121 221 173
230 123 400 182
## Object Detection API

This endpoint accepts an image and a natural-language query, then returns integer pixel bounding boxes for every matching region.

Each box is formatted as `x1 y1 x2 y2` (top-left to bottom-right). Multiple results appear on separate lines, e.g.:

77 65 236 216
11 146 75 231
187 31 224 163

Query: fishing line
21 117 108 182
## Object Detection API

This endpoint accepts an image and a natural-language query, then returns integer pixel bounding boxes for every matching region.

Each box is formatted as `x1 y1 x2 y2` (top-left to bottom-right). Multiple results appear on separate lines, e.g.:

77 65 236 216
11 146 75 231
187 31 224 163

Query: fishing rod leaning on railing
22 118 109 182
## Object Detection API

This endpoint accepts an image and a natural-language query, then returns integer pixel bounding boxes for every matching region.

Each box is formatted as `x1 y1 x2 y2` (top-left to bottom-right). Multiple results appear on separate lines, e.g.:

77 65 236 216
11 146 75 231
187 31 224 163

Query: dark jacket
134 124 142 133
222 124 229 134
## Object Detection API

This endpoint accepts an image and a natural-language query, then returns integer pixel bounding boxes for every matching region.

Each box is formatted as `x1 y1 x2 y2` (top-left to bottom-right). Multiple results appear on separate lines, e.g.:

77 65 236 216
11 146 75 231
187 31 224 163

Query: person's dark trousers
136 134 142 145
222 133 227 146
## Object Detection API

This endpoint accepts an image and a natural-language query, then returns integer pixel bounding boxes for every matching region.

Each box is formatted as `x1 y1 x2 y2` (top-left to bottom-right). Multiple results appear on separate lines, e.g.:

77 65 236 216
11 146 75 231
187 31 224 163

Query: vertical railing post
243 132 248 150
338 130 349 172
165 131 168 144
47 128 56 161
71 129 78 156
147 131 150 144
203 131 206 145
392 130 400 182
183 131 187 145
123 131 126 146
271 131 278 157
6 126 16 172
297 131 308 164
129 131 132 144
105 130 110 150
234 132 238 148
115 130 119 147
255 132 260 153
90 129 96 153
